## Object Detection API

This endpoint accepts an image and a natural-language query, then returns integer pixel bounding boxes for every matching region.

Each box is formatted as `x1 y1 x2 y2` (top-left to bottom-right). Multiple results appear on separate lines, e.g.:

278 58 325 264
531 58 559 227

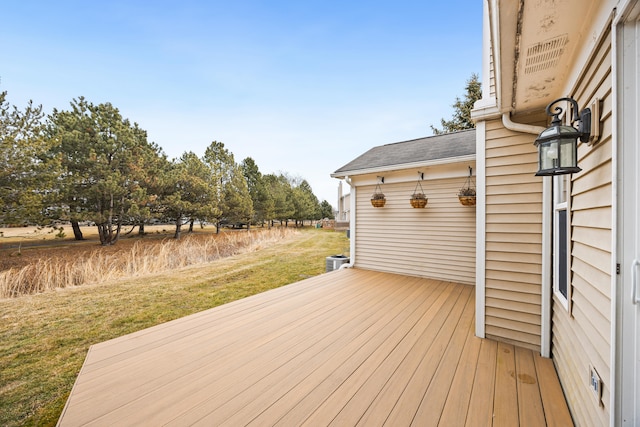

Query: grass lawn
0 228 350 427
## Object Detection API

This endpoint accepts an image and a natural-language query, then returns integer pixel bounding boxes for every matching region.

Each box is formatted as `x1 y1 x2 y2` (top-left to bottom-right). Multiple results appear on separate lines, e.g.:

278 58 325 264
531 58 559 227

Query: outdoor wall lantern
534 97 591 176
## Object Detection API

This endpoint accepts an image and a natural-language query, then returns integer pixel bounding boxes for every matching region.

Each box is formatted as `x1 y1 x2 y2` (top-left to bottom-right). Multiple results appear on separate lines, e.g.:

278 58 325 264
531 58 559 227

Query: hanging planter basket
370 182 386 207
410 178 427 208
371 193 386 207
458 192 476 206
458 167 476 206
410 194 428 208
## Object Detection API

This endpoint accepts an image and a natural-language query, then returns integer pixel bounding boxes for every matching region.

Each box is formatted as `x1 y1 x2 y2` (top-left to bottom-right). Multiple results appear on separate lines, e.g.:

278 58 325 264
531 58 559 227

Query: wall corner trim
475 121 487 338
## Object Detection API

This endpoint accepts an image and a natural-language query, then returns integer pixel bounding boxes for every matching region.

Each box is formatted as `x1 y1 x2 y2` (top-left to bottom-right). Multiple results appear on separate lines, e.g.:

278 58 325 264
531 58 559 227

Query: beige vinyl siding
483 119 543 352
551 24 613 427
354 173 476 285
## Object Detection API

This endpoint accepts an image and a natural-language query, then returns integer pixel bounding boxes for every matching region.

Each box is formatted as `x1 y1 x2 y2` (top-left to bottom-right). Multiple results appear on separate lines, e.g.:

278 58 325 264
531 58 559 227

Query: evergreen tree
132 139 169 235
264 174 295 227
241 157 273 227
431 73 481 135
319 200 334 219
222 164 253 229
48 98 160 245
203 141 236 232
0 92 59 226
1 91 328 237
162 152 219 239
292 180 319 227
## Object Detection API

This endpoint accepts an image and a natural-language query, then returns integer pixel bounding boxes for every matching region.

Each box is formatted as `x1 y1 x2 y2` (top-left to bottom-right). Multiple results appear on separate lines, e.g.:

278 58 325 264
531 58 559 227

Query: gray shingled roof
332 129 475 177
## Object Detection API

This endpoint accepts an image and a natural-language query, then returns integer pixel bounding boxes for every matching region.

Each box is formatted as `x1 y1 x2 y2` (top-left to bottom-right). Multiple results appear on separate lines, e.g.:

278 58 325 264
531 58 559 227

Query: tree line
0 92 334 244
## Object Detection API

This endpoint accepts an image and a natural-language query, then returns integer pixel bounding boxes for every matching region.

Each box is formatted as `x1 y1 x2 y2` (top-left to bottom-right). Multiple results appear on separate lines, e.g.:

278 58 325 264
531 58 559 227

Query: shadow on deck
58 268 572 426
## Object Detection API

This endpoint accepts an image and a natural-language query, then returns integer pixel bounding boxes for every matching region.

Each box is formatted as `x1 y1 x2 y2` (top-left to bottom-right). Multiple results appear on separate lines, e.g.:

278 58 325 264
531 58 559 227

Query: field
0 224 207 271
0 226 350 426
0 224 305 298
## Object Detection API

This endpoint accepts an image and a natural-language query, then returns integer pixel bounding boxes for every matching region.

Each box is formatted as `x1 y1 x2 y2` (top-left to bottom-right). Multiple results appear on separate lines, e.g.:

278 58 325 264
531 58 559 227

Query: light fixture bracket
534 97 590 176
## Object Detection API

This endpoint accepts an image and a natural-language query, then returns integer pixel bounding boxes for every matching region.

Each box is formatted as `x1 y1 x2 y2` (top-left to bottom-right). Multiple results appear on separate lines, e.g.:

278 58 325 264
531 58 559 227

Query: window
557 209 568 299
553 175 571 309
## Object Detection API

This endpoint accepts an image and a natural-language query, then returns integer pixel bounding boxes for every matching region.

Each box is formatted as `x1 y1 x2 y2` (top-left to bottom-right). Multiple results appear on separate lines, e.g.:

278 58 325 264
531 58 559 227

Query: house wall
337 193 350 222
481 119 544 352
551 23 613 427
353 164 476 285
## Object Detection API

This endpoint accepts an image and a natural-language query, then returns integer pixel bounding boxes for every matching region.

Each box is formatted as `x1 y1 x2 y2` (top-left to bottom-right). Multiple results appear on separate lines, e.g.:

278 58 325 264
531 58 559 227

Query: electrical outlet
589 365 603 404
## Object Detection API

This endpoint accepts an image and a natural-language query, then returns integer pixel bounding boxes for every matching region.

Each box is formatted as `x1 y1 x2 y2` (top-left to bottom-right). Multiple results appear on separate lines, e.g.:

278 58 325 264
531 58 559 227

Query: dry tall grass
0 228 297 298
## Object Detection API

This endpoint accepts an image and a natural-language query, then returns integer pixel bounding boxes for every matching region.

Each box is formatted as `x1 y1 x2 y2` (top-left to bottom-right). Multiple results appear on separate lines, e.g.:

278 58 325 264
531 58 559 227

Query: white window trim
552 175 572 313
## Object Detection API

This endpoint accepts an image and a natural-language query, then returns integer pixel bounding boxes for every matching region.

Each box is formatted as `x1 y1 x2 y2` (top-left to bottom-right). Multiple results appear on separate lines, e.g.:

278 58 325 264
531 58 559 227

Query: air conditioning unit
326 255 350 272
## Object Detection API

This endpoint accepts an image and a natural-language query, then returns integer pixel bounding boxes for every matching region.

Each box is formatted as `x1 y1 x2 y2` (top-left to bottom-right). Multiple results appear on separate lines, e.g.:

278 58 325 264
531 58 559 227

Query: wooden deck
58 269 573 426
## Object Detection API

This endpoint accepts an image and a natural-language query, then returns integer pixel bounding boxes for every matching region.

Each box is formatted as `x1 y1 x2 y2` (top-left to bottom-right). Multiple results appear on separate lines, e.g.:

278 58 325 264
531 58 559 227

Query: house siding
354 166 476 285
483 119 543 352
552 24 613 427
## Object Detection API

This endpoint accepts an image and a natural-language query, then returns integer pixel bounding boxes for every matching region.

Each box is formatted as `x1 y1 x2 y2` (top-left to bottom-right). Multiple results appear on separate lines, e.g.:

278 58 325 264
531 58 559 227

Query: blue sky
1 1 482 206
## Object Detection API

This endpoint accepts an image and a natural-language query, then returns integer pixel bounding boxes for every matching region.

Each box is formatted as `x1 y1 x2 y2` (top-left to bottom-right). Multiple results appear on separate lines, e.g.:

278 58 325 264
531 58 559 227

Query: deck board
516 346 547 427
494 342 520 426
534 353 574 426
58 268 573 426
466 339 498 426
380 286 473 426
263 279 449 427
437 320 482 426
411 290 477 426
324 282 464 427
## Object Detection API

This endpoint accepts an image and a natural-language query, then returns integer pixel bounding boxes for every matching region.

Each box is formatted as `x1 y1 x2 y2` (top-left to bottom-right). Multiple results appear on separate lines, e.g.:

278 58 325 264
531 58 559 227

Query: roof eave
331 154 476 179
493 0 604 115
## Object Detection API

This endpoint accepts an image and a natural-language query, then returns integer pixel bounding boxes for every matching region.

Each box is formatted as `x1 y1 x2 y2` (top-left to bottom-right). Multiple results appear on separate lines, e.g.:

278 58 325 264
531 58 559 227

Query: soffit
496 0 601 115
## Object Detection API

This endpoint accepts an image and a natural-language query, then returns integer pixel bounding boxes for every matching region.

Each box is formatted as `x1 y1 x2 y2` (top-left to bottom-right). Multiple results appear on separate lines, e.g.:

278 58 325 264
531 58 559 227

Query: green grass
0 228 349 427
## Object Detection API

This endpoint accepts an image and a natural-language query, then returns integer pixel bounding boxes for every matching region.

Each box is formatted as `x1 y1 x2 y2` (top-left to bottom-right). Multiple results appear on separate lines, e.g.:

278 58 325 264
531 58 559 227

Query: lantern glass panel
539 140 558 171
559 138 576 169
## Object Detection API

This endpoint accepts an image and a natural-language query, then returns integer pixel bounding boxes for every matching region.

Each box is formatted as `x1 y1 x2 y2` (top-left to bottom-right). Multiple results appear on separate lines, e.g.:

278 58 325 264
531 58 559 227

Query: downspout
502 112 545 135
502 113 553 358
339 176 356 269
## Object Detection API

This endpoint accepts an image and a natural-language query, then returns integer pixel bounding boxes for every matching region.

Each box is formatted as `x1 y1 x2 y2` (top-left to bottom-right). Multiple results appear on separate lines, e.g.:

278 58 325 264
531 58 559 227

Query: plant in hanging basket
371 192 386 207
410 174 427 208
410 192 428 208
458 166 476 206
458 187 476 206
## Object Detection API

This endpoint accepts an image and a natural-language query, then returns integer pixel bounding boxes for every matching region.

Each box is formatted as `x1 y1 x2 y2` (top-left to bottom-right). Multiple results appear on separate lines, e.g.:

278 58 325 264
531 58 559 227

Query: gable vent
524 34 569 74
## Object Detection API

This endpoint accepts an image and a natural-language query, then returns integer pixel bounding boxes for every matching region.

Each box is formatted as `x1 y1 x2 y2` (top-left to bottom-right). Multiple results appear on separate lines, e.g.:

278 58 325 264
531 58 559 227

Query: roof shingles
332 129 475 177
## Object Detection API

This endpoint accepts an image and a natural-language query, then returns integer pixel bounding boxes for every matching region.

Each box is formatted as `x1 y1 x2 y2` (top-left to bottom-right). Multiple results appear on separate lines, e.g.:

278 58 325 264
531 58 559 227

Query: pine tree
264 174 295 227
431 73 481 135
163 151 219 239
319 200 334 219
241 157 272 227
0 92 59 226
292 180 319 227
222 164 253 230
49 98 164 244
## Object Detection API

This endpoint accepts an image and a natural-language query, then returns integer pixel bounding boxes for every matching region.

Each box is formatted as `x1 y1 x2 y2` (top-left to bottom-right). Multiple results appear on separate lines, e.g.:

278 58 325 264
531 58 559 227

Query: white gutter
339 176 356 269
502 113 553 358
330 154 476 180
501 112 545 135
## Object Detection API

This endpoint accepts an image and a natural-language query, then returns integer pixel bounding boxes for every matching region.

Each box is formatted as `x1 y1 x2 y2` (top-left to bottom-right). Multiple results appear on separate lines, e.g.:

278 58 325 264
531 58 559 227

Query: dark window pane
558 209 568 298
